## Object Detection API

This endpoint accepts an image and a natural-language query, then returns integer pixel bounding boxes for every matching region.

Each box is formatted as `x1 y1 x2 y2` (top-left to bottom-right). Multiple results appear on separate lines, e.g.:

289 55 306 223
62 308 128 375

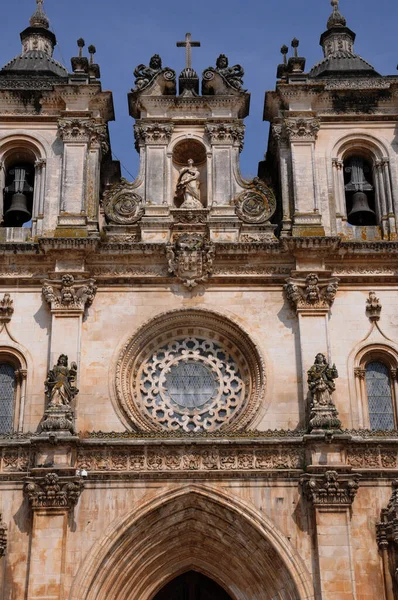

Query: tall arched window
0 363 16 434
366 361 395 430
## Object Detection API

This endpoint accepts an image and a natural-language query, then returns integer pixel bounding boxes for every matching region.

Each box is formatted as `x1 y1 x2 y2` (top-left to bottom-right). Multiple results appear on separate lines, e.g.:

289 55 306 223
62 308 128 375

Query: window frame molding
354 345 398 430
0 346 27 433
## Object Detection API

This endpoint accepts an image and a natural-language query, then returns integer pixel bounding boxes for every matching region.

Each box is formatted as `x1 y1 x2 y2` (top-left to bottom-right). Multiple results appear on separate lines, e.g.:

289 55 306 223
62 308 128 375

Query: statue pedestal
309 403 342 433
40 405 75 435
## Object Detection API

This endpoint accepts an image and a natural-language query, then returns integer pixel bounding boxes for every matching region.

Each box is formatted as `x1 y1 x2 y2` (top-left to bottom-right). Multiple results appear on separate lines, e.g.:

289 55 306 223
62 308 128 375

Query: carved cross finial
30 0 49 29
331 0 339 7
176 33 201 70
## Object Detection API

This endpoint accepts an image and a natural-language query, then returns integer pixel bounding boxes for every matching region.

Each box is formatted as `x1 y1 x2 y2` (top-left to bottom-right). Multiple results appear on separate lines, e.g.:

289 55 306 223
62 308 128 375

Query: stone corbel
284 272 339 315
24 472 84 512
42 274 97 315
0 513 6 557
302 470 360 507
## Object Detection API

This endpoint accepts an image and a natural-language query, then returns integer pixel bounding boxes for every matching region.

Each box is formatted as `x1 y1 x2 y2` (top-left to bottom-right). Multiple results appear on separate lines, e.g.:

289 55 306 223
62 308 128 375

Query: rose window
138 338 245 432
115 309 265 433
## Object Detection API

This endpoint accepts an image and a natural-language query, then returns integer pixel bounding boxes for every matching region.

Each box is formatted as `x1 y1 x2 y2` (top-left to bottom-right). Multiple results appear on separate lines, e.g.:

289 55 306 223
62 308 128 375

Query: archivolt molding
330 131 391 162
68 484 314 600
114 308 265 434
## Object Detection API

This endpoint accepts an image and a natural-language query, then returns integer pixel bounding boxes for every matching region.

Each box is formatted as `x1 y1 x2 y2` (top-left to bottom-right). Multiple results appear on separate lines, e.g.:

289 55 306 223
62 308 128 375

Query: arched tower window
366 361 395 430
0 363 16 434
344 155 377 226
3 161 34 227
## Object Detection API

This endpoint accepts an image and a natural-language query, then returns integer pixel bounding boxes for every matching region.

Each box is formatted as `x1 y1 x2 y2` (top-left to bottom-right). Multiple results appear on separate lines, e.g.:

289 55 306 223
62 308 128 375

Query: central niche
139 337 245 431
115 309 265 433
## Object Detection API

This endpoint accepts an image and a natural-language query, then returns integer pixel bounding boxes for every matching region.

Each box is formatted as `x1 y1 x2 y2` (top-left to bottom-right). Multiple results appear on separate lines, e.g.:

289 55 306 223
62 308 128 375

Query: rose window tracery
114 309 265 434
138 337 245 432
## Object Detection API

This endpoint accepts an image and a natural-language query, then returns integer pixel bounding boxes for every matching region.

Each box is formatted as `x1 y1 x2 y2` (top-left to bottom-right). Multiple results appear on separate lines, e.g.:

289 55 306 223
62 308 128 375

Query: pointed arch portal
69 486 314 600
153 570 233 600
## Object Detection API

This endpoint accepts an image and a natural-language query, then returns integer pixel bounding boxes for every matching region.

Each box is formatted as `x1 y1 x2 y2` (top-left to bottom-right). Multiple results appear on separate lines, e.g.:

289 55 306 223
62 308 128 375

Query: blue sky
1 0 397 179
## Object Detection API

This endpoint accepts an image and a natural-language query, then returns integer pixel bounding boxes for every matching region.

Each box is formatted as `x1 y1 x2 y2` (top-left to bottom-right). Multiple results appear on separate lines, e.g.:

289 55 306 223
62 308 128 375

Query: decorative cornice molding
24 472 84 510
0 513 6 557
42 274 97 313
302 471 360 507
285 273 339 313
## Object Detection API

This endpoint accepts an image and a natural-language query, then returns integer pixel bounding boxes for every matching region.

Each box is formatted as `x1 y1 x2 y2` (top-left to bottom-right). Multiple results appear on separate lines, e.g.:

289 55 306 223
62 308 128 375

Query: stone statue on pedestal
40 355 78 435
308 353 341 432
175 159 202 209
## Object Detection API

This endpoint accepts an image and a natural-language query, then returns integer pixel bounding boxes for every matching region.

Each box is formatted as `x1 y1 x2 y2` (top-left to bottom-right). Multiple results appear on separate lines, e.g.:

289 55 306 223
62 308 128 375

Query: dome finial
327 0 347 29
30 0 50 29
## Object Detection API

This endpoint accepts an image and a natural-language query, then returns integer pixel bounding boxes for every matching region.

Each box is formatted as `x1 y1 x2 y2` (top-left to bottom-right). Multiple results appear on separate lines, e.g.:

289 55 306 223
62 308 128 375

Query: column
332 158 345 233
302 471 360 600
24 473 83 600
382 158 396 236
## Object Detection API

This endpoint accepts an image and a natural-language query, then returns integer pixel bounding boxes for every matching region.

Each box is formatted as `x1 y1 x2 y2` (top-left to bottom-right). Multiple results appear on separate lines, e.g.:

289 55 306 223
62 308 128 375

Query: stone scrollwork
235 177 277 224
102 178 144 225
302 471 360 506
42 274 97 313
114 308 265 434
132 54 176 93
167 234 215 288
24 472 84 510
203 54 245 91
285 273 339 313
0 513 6 557
307 353 341 432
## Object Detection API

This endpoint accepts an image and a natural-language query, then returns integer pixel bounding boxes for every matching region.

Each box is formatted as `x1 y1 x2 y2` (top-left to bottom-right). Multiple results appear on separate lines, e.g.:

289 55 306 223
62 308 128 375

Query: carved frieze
285 273 339 313
166 234 215 288
134 122 174 148
205 122 245 151
302 471 360 507
58 118 108 153
42 274 97 313
102 178 144 225
24 472 84 510
0 513 6 557
234 177 277 224
0 293 14 324
366 290 382 321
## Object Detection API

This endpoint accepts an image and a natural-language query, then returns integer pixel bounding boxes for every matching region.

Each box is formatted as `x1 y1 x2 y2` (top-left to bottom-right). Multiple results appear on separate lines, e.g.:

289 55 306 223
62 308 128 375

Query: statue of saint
215 54 244 90
175 159 202 209
45 354 78 407
133 54 162 91
307 353 338 406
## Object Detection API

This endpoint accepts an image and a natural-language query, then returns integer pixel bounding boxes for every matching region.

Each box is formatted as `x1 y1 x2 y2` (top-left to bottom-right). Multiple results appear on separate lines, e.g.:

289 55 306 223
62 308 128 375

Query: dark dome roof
309 51 379 79
1 50 67 77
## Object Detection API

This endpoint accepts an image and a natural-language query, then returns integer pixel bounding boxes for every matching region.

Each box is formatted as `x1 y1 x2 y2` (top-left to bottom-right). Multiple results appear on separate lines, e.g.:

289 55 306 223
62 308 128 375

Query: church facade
0 1 398 599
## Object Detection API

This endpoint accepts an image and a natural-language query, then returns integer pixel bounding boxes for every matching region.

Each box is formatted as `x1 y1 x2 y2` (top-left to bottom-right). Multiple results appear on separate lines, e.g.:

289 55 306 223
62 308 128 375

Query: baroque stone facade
0 1 398 599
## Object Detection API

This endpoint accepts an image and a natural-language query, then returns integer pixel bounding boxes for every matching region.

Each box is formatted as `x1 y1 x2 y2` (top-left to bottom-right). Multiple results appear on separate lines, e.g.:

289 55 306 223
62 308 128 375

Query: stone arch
68 485 314 600
111 307 266 433
331 131 390 162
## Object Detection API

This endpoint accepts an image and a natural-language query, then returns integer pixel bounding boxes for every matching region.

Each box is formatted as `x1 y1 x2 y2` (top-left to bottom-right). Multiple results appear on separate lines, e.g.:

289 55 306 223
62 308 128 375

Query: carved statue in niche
308 353 338 406
45 355 78 407
175 159 202 209
215 54 244 90
133 54 162 90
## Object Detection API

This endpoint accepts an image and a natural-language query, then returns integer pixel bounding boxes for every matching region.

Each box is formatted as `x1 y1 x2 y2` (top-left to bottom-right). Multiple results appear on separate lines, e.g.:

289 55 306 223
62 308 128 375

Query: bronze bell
347 191 376 226
5 192 31 226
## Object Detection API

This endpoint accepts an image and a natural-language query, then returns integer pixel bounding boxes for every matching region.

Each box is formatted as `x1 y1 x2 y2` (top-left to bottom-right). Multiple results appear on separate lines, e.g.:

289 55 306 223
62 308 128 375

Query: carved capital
134 122 174 149
0 293 14 324
285 273 339 313
24 473 84 511
167 234 215 289
42 274 97 314
284 117 320 142
354 367 366 380
0 513 7 557
34 158 46 169
58 118 108 153
332 158 344 170
366 291 382 322
302 471 360 507
205 122 245 152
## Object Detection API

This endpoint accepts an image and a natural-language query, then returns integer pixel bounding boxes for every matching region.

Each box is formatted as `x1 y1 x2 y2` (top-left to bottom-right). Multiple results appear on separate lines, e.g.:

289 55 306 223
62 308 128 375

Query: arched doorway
153 571 232 600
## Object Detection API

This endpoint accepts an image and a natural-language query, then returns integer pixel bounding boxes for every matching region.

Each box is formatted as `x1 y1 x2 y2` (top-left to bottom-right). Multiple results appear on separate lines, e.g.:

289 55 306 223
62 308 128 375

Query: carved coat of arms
166 234 215 288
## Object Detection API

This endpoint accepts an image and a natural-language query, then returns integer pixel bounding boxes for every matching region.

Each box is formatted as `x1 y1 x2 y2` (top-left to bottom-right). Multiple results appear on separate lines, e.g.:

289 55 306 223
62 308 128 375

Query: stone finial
307 353 341 432
0 293 14 324
285 273 339 313
302 471 360 506
29 0 50 29
291 38 299 57
327 0 347 29
281 45 288 64
0 513 7 557
366 291 382 322
24 473 84 510
71 39 89 74
87 44 100 79
42 274 97 314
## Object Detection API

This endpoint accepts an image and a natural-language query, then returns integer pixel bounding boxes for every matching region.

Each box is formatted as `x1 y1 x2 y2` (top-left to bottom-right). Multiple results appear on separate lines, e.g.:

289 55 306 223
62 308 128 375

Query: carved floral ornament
234 177 277 224
102 178 145 225
285 273 339 313
24 472 84 510
167 234 215 288
42 274 97 313
114 309 265 434
57 118 109 153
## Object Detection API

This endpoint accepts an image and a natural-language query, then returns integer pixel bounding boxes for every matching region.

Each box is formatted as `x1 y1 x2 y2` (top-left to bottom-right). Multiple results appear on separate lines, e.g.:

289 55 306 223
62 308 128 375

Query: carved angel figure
133 54 162 90
175 159 202 209
215 54 244 90
45 355 78 407
308 353 338 407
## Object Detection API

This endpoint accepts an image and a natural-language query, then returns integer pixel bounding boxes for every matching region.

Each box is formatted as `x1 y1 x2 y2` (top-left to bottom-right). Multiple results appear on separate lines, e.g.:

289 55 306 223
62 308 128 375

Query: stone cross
176 33 200 70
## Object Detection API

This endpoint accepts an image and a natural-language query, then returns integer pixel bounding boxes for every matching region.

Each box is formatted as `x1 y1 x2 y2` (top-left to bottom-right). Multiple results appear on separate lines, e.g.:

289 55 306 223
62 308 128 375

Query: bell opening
3 163 34 227
344 156 377 227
